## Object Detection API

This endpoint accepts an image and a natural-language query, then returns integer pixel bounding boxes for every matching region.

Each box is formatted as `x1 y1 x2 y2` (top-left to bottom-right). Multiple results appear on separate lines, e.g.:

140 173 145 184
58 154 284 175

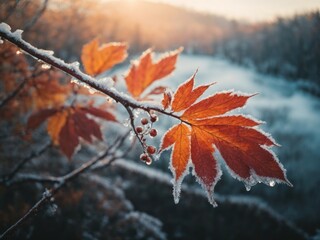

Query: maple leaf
171 71 213 112
159 73 291 206
27 105 117 159
124 48 183 98
161 90 172 110
81 38 128 76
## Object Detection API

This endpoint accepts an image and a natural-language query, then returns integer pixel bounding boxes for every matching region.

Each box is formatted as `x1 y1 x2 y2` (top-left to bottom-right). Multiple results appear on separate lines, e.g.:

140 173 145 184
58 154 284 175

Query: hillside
101 0 234 53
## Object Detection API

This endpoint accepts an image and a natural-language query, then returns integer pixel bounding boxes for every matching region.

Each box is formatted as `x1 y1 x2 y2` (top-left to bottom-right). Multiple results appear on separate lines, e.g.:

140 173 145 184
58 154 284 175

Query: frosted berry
136 126 143 133
149 128 157 137
150 114 158 122
147 146 156 154
141 118 148 125
145 156 152 165
140 153 148 161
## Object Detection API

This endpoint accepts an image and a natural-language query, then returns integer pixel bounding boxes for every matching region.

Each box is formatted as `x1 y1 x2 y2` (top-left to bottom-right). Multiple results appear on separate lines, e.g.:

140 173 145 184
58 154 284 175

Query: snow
0 22 11 32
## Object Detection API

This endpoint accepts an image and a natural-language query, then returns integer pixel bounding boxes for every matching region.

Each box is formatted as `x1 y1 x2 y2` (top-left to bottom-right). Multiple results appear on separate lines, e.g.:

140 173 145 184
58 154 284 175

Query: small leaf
81 38 127 76
47 110 68 145
125 48 182 98
27 108 58 130
161 90 172 110
80 106 117 122
59 117 79 160
146 86 167 96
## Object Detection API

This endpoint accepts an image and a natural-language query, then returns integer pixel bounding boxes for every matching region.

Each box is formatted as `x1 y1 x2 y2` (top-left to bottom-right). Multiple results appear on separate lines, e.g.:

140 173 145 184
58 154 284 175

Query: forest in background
1 0 318 90
1 1 320 239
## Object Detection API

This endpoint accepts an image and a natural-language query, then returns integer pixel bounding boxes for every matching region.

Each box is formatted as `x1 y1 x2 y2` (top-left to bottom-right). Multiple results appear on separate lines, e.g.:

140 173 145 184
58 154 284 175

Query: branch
0 133 128 239
1 1 21 22
0 23 159 111
23 0 49 32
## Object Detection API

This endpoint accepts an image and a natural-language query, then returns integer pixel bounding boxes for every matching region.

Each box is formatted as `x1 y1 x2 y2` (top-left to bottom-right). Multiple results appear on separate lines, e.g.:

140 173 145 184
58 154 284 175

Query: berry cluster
136 112 159 165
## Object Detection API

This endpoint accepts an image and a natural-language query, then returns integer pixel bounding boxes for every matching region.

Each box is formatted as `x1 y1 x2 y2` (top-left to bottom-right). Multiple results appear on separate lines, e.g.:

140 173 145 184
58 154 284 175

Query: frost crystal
0 38 3 44
269 180 275 187
173 182 181 204
129 131 135 141
98 77 115 88
71 77 80 84
123 119 130 127
40 49 54 56
0 22 11 32
41 63 51 69
70 61 80 69
133 109 141 118
46 203 58 216
16 50 22 55
12 29 23 39
88 88 97 94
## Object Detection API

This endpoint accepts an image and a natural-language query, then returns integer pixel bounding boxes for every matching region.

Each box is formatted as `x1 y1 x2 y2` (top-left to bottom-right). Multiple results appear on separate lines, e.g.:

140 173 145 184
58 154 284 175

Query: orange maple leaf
159 72 291 206
81 38 128 76
27 105 117 159
124 48 183 98
171 70 213 112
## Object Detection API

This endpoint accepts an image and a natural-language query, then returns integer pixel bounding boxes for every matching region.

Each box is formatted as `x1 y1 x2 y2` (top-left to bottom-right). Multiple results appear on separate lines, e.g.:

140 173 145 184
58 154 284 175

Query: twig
124 105 146 152
0 23 183 120
23 0 49 32
0 133 128 239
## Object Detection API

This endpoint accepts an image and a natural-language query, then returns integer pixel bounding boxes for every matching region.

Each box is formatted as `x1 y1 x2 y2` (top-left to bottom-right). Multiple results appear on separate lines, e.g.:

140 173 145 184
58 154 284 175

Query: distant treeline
216 12 320 89
1 1 319 91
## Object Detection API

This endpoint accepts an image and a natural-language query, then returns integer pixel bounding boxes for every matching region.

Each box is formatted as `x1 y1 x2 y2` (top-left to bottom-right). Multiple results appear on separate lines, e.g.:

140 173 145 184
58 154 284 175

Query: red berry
145 156 152 165
141 118 148 125
147 146 156 154
149 128 157 137
140 153 148 161
136 126 143 133
150 114 158 122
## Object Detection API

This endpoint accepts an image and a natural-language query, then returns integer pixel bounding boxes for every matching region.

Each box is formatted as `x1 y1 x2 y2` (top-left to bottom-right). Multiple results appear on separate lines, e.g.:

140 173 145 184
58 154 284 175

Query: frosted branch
0 22 163 112
0 132 128 239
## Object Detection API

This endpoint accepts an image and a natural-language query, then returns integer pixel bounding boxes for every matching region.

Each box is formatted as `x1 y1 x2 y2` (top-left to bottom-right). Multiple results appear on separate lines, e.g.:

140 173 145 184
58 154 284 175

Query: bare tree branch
1 1 21 22
23 0 49 32
0 132 128 239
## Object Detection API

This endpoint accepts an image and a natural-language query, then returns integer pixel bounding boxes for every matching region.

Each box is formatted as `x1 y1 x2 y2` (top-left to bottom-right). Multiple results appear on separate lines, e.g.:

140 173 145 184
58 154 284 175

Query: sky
149 0 320 22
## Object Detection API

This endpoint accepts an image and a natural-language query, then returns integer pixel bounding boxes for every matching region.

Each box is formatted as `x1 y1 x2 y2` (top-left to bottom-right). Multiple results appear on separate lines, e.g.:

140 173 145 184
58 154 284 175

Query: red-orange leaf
161 90 172 110
189 115 261 127
159 74 290 206
125 48 183 98
146 86 167 96
81 38 127 76
59 116 79 160
182 92 254 120
27 108 58 130
190 126 221 206
47 109 68 145
159 123 190 202
171 71 213 112
80 106 117 122
27 105 118 159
